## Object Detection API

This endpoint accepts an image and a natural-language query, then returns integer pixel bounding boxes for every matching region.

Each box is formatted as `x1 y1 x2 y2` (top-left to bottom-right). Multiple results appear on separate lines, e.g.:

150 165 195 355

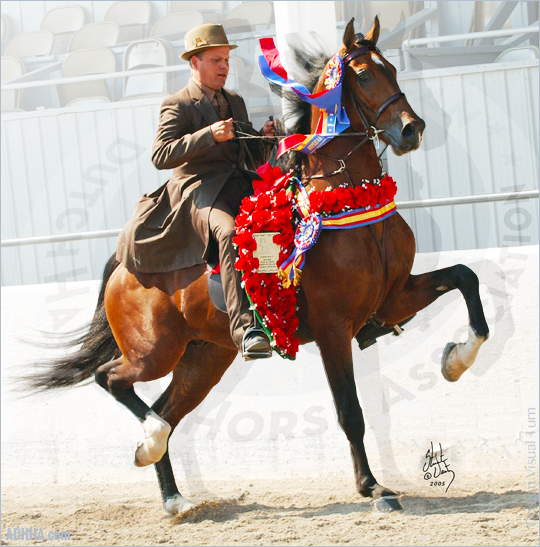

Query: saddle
205 261 227 314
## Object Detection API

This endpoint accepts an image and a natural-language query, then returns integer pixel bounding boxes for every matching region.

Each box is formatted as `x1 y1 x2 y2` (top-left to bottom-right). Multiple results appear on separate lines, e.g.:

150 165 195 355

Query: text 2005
430 481 445 486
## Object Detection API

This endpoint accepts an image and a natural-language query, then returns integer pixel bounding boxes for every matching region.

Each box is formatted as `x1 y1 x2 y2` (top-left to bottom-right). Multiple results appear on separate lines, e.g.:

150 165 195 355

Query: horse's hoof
441 327 487 382
441 342 459 382
164 494 196 515
134 412 171 467
371 495 403 513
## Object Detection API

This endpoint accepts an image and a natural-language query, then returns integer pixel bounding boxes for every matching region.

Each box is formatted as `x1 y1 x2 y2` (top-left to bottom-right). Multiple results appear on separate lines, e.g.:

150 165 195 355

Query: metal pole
1 190 537 248
1 64 191 91
402 26 539 49
397 189 539 209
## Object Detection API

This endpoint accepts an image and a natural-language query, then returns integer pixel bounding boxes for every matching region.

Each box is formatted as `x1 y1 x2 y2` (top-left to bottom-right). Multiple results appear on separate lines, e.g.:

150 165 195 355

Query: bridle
304 45 406 323
305 45 405 183
343 45 405 134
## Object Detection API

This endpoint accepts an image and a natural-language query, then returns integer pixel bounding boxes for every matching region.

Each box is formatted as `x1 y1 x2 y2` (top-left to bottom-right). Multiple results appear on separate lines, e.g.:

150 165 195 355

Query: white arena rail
402 26 539 71
1 190 538 248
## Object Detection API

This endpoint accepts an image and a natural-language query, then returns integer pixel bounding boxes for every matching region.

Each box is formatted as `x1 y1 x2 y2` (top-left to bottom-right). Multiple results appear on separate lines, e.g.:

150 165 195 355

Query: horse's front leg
316 327 403 512
380 264 489 382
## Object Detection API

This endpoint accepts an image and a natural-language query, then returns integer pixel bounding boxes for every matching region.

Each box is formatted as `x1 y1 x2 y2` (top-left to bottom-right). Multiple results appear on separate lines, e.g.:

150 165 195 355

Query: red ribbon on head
259 37 289 81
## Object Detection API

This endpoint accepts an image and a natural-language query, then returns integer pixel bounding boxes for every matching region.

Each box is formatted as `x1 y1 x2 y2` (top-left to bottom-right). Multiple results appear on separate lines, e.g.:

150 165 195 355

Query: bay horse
26 18 489 515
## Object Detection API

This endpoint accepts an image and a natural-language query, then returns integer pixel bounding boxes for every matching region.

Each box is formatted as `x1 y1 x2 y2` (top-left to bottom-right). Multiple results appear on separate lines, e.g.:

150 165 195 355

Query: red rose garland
306 175 397 215
234 165 299 359
234 164 398 359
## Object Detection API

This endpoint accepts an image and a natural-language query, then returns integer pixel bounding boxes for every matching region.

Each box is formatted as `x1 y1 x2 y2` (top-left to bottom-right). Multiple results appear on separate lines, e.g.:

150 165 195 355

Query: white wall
389 60 539 252
2 246 538 488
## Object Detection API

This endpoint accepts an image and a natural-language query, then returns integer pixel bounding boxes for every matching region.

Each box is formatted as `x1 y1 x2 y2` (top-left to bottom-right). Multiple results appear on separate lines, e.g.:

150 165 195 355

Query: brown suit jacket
116 79 267 273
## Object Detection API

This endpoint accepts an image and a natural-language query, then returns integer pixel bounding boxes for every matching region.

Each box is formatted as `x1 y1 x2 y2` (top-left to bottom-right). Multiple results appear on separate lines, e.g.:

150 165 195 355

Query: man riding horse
116 24 277 360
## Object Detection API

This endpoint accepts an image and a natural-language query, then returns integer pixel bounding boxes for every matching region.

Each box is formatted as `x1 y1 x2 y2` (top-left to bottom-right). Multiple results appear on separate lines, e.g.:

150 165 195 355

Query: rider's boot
242 313 272 360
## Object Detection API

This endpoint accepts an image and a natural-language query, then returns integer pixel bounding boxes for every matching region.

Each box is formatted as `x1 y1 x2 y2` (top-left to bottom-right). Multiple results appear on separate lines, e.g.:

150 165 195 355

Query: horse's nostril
402 124 415 140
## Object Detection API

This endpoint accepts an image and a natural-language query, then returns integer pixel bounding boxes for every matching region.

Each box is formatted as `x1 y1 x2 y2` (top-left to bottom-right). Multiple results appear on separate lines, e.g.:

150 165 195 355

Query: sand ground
1 475 538 546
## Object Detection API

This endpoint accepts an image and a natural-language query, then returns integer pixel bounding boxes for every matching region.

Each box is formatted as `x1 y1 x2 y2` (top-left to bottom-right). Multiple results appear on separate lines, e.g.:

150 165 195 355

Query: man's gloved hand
261 119 276 137
211 118 235 142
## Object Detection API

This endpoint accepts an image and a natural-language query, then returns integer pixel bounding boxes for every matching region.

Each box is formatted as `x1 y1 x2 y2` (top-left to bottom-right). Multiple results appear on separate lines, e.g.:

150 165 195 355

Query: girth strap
368 219 388 319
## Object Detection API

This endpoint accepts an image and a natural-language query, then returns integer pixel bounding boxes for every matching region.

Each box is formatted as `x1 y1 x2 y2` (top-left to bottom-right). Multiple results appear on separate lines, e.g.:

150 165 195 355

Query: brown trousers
209 175 254 349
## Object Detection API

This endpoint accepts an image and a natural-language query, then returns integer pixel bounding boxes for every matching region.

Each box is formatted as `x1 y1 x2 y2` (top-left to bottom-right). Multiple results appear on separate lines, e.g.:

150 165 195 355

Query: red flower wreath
234 164 299 359
234 164 398 360
307 174 397 214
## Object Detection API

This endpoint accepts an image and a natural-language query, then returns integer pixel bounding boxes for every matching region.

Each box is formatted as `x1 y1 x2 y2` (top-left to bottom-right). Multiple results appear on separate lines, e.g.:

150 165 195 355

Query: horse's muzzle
387 115 425 155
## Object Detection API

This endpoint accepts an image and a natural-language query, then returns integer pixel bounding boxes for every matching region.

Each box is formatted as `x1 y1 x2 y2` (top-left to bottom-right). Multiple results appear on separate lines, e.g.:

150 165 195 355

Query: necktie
215 89 228 120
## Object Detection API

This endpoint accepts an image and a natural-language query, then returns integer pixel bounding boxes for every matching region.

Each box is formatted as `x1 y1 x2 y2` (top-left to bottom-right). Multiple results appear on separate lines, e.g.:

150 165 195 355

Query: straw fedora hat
181 23 238 61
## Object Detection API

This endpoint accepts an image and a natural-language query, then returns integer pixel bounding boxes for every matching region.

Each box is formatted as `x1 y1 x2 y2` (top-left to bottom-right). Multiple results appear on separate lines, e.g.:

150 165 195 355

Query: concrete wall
2 246 538 489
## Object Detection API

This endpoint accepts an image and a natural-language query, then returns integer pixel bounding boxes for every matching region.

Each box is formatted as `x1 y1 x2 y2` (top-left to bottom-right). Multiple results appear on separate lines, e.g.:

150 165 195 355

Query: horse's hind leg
95 358 173 467
150 342 238 515
379 264 489 381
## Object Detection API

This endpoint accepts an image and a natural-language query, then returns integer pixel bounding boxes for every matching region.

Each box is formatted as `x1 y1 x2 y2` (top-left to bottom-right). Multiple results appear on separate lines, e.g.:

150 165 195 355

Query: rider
116 23 276 359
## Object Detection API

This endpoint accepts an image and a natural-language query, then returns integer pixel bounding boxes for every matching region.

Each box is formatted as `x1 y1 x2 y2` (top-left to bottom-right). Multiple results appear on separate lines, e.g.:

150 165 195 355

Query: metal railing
0 63 191 92
2 190 538 248
402 26 539 71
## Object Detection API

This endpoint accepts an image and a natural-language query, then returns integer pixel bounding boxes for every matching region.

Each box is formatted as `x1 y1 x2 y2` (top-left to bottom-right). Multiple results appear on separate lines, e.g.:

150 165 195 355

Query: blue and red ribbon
258 38 350 157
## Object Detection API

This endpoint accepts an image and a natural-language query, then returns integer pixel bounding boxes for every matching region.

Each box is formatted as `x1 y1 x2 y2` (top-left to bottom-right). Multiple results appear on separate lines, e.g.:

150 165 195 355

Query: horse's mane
279 45 330 171
277 33 372 172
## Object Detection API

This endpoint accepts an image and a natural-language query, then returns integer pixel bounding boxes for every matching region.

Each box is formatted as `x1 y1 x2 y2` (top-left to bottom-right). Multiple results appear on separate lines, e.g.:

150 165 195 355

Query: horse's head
338 18 425 156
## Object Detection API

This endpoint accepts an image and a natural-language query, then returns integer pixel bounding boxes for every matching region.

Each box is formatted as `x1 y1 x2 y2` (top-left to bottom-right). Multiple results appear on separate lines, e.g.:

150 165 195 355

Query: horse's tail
24 254 121 392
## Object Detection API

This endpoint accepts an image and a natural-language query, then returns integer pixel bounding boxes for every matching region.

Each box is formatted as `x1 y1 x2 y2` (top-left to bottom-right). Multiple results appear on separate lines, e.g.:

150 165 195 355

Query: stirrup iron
242 313 272 360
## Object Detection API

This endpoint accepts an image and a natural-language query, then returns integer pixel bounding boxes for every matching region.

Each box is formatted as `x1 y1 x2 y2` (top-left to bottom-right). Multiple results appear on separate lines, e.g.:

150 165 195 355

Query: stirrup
242 327 272 360
241 315 272 360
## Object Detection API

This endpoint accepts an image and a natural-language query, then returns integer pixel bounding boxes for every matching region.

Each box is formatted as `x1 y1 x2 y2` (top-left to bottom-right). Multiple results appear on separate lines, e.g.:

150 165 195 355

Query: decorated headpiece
258 38 350 158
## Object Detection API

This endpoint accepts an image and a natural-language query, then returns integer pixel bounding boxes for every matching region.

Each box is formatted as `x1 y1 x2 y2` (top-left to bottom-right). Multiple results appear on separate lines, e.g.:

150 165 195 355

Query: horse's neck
304 76 384 190
303 122 383 192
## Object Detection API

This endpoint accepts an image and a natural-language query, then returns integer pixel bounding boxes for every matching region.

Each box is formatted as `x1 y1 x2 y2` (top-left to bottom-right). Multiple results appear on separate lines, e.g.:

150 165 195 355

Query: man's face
192 47 230 90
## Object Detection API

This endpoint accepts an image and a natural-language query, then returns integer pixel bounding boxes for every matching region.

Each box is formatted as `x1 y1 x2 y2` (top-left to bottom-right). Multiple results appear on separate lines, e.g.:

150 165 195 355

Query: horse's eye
357 70 369 82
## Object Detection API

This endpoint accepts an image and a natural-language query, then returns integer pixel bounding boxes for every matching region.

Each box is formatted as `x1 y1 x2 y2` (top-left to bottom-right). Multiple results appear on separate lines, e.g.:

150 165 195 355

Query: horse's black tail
23 254 121 392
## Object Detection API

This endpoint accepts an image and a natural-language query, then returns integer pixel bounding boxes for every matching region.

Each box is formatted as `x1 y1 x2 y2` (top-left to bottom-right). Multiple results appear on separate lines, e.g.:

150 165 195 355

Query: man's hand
211 118 235 142
262 119 276 137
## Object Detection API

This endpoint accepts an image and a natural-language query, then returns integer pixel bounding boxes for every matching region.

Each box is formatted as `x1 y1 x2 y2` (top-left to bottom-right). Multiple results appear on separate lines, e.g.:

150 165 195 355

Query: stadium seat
1 14 9 56
1 56 25 111
121 39 175 101
227 54 245 90
5 30 54 58
40 5 85 55
150 12 204 41
223 1 274 33
495 46 539 62
67 22 120 53
57 47 116 107
105 1 151 44
169 1 223 23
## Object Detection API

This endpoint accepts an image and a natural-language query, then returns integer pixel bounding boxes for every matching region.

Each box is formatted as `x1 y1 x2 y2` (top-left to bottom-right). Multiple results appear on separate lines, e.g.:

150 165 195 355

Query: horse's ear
340 18 356 56
365 16 380 45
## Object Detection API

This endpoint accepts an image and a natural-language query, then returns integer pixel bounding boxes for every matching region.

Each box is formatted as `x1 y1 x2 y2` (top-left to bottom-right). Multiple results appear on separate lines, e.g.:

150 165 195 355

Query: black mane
278 46 330 172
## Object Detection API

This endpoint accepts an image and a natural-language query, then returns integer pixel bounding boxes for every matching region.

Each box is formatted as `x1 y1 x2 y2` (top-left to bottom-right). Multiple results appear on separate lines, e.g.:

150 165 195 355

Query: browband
343 45 381 64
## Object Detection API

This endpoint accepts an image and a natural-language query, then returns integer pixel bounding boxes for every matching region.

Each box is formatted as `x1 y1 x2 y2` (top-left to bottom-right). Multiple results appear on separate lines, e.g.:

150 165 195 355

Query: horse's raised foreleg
316 328 403 511
150 342 238 515
379 264 489 381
